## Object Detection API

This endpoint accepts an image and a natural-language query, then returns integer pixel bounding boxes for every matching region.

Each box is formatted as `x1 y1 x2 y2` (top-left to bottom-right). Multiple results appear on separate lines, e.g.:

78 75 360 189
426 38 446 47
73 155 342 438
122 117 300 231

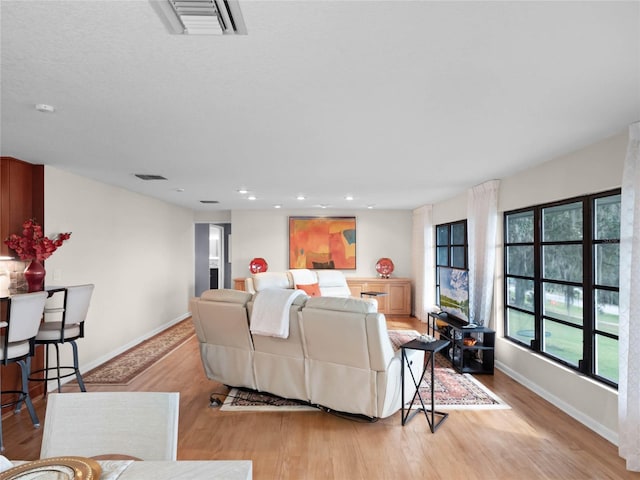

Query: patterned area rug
388 329 509 410
221 389 318 412
221 330 509 412
82 318 195 385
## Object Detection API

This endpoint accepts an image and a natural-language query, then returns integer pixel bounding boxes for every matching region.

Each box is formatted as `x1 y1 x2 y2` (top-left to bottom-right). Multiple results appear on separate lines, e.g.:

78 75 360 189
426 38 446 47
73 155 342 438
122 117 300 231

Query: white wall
230 209 413 280
44 167 195 376
194 211 231 223
432 130 628 443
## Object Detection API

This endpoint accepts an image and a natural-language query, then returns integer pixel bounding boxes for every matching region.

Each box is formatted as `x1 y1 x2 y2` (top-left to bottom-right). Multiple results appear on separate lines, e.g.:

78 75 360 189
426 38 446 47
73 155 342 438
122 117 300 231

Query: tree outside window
504 191 620 387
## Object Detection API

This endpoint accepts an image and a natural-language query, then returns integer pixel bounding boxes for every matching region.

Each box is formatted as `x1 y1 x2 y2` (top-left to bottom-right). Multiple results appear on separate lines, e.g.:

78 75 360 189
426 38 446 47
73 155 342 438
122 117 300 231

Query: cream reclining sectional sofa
190 288 424 419
244 268 352 297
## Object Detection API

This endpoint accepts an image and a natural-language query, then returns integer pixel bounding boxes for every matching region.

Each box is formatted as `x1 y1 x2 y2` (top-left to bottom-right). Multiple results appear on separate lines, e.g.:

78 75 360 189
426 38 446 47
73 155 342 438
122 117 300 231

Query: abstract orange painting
289 216 356 269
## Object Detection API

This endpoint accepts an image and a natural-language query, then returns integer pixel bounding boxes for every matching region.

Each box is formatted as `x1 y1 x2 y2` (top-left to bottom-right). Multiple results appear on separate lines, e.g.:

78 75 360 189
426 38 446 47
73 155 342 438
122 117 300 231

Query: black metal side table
401 338 450 432
360 291 388 298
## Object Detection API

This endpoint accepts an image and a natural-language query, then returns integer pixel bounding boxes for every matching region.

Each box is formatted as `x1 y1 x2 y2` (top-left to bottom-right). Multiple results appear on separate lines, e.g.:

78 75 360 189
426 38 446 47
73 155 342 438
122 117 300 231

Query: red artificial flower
4 219 72 262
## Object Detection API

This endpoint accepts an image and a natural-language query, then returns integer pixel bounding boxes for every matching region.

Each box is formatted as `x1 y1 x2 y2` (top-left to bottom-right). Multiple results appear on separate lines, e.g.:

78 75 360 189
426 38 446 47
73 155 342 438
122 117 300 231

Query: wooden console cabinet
346 277 412 316
233 276 412 316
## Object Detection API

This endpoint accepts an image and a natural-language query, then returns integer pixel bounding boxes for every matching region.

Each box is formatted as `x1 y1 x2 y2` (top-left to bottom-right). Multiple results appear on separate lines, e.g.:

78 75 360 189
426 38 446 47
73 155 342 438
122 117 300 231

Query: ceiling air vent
151 0 247 35
134 174 168 181
200 200 220 204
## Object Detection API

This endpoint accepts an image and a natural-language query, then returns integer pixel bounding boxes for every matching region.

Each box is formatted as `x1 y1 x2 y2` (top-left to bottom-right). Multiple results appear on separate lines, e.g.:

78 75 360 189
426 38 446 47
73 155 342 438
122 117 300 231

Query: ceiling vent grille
200 200 220 204
151 0 247 35
135 174 168 181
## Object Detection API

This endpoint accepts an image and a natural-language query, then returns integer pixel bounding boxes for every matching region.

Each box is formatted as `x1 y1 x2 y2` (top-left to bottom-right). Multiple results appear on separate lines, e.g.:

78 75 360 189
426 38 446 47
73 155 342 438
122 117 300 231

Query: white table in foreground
6 460 252 480
117 460 252 479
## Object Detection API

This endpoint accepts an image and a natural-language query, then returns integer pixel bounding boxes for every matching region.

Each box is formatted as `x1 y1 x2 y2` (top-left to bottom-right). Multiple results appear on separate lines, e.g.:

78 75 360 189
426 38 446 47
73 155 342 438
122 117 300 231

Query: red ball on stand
375 258 394 278
249 257 268 273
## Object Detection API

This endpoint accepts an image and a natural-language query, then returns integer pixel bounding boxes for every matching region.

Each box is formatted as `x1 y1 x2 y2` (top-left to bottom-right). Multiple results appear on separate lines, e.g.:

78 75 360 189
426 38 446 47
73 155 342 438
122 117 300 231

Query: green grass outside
507 308 618 384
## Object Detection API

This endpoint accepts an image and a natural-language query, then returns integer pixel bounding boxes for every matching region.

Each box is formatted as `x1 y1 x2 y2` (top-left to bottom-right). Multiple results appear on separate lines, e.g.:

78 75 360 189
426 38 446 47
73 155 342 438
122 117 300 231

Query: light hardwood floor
2 316 637 479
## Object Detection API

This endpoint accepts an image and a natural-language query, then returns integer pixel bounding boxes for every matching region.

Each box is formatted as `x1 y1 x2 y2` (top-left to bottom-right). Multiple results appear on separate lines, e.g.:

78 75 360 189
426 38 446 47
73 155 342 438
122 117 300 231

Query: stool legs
27 341 86 394
17 359 40 427
1 359 41 452
70 341 86 392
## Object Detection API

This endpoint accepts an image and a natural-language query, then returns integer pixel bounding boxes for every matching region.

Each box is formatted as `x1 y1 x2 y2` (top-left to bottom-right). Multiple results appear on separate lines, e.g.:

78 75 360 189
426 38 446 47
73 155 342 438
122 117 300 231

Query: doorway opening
208 224 223 289
195 223 231 297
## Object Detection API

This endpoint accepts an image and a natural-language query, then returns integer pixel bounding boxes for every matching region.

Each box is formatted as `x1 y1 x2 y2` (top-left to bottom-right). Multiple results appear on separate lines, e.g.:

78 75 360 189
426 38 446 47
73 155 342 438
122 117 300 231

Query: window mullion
582 198 593 375
533 207 542 352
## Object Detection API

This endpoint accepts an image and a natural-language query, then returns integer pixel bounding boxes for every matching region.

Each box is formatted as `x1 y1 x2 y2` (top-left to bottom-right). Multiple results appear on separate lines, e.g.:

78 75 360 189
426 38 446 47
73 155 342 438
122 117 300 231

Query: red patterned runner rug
82 318 195 385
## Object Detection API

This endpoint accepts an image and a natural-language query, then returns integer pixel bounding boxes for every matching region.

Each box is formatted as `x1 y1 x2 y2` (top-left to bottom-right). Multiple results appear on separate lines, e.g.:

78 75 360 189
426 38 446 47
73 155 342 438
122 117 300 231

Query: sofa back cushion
246 269 351 297
251 272 293 292
288 269 318 285
190 290 257 389
299 298 393 416
303 296 376 314
190 291 253 348
201 289 252 304
316 270 351 297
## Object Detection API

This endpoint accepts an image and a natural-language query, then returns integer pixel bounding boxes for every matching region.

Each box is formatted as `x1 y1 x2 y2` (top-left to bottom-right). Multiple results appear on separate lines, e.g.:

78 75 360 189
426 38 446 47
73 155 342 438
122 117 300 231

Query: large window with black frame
503 189 621 387
435 220 468 303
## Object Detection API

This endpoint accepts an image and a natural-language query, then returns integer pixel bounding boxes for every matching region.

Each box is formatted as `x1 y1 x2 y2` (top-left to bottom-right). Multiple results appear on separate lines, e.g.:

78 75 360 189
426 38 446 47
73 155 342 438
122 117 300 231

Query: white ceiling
1 1 639 212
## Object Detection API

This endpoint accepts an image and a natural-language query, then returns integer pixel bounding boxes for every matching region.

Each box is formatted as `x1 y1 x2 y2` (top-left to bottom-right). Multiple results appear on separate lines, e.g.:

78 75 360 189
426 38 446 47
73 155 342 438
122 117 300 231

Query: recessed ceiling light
273 204 282 209
319 204 329 209
175 188 185 192
247 195 257 201
367 205 375 209
237 188 248 194
296 195 306 201
35 103 55 113
345 195 354 201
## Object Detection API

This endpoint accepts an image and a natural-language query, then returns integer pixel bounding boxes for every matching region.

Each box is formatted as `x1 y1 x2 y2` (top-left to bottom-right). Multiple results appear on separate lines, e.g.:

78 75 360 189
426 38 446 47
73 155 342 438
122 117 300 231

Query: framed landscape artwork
289 216 356 269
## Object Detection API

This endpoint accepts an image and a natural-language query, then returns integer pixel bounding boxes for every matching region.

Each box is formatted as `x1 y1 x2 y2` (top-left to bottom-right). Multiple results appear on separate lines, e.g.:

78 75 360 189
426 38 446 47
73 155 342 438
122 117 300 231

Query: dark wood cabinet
1 157 44 256
1 156 46 403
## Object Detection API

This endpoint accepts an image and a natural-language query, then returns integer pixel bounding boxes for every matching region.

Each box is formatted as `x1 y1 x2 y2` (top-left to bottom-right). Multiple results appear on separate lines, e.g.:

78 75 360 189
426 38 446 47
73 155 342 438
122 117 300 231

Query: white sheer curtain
412 205 435 322
619 121 640 472
467 180 500 327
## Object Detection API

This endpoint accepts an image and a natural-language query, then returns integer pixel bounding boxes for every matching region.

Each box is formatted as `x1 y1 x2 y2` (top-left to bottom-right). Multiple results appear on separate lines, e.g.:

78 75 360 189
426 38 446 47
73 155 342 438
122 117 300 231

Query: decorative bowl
375 258 394 278
249 257 268 273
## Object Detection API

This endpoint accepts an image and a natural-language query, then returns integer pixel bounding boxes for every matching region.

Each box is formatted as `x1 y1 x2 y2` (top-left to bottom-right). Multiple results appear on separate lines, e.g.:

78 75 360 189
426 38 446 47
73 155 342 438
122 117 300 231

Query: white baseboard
495 360 619 446
46 312 191 392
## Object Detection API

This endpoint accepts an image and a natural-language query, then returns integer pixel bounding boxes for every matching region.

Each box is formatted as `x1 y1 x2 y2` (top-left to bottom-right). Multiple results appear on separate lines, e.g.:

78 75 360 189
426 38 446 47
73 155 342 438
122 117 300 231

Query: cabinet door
365 282 390 313
347 279 366 297
387 282 411 315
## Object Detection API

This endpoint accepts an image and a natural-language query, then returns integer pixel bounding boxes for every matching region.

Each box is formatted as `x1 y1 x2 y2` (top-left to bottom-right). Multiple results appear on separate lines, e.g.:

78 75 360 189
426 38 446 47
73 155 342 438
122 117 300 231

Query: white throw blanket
250 288 305 339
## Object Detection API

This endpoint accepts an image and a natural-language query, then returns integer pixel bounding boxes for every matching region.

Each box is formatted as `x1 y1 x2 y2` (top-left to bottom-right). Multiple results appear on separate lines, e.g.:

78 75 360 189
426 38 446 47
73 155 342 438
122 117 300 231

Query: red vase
24 259 46 292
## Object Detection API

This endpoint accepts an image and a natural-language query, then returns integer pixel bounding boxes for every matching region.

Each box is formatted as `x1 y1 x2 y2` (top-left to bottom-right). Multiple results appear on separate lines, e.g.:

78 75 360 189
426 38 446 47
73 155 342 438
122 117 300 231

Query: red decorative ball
375 258 394 278
249 257 268 273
